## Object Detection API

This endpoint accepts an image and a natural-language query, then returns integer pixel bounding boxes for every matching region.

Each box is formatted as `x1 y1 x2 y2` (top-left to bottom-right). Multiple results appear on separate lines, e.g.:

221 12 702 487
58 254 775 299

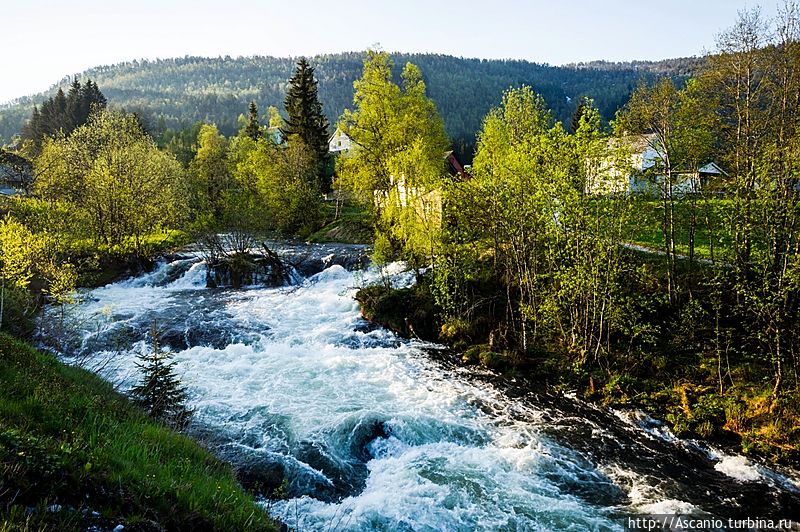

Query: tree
243 101 263 141
616 78 713 301
189 123 232 218
233 135 324 237
0 215 77 335
66 79 84 132
0 217 36 332
570 96 592 133
336 51 449 264
22 79 107 152
686 4 800 397
282 58 330 177
705 7 771 278
34 109 187 253
131 322 191 428
267 106 284 129
158 121 203 167
436 86 636 362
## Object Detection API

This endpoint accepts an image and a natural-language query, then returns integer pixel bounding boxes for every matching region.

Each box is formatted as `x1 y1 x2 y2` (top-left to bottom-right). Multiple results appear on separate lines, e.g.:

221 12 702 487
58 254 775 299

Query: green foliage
157 120 203 167
337 52 449 266
355 281 439 341
232 135 325 237
0 214 78 334
131 323 191 428
0 216 36 292
189 123 232 218
282 58 330 176
436 86 637 361
21 79 106 152
35 109 188 254
0 54 690 150
244 101 264 141
0 333 276 531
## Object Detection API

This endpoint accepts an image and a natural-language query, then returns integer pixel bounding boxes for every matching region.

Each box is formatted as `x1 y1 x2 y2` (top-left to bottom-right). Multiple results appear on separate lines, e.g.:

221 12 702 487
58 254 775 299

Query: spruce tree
244 100 263 140
66 79 84 131
52 88 67 130
570 96 592 133
22 78 106 151
131 322 191 428
79 80 107 124
282 58 330 180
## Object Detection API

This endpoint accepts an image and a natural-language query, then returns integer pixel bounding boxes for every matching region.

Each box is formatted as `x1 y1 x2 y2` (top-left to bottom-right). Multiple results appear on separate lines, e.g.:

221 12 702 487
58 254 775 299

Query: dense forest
0 53 699 152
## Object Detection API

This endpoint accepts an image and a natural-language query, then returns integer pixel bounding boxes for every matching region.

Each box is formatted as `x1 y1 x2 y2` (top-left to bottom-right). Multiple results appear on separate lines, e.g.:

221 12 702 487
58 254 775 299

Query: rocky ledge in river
205 241 371 289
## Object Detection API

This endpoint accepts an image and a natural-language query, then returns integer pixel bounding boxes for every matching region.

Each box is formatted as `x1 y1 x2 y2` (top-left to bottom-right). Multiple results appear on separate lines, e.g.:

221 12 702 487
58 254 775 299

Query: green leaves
337 52 450 265
436 86 636 360
0 216 37 291
35 109 187 254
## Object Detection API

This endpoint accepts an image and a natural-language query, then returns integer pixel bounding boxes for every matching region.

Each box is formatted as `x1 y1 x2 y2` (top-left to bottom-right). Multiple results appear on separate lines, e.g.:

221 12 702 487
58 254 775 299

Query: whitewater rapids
47 250 800 531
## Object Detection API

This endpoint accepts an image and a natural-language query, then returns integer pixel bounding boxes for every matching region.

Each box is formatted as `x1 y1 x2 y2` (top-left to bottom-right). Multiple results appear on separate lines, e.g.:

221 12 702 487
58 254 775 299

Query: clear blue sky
0 0 779 104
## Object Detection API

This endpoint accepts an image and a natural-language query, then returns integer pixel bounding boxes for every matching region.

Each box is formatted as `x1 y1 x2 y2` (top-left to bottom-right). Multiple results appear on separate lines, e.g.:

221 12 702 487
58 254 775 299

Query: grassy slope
307 204 373 244
0 333 276 531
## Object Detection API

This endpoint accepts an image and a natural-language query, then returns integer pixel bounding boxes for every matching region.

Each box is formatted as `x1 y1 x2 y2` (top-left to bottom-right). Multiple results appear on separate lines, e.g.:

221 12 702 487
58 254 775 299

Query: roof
698 162 727 176
0 164 32 185
445 151 471 180
0 150 34 185
608 132 659 152
328 127 349 143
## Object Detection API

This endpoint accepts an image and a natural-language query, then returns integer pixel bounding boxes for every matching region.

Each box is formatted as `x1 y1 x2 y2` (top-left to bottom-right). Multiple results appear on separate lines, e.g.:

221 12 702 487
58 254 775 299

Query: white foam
636 498 699 515
713 455 762 482
56 257 631 530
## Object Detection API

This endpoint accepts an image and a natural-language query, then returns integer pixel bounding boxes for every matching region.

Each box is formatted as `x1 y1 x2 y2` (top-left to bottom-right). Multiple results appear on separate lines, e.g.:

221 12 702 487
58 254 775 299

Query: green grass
0 333 276 531
73 229 192 288
68 229 191 259
307 204 373 244
626 198 735 260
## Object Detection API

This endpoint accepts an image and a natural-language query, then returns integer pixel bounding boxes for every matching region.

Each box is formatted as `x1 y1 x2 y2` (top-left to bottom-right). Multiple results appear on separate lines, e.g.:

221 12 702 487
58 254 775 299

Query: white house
588 134 726 197
0 161 33 197
328 127 352 154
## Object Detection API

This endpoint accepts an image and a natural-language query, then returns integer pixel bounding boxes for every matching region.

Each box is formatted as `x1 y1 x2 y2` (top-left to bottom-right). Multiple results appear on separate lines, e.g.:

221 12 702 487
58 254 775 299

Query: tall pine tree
243 100 263 140
282 58 330 180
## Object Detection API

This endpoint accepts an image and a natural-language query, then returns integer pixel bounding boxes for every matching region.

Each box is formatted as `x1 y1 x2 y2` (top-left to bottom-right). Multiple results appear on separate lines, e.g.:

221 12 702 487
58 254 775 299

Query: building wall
329 129 352 153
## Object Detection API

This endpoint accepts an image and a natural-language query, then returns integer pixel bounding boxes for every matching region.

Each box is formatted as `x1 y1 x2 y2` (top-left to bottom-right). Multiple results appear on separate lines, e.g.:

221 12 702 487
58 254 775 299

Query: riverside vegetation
1 5 800 527
340 8 800 464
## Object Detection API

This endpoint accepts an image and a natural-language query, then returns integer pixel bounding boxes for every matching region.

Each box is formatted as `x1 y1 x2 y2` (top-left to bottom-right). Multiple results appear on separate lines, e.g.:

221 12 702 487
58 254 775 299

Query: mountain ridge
0 52 699 145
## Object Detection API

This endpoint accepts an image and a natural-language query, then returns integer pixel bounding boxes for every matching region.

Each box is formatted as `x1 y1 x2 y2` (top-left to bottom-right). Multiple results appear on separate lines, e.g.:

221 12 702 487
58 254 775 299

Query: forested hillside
0 53 698 147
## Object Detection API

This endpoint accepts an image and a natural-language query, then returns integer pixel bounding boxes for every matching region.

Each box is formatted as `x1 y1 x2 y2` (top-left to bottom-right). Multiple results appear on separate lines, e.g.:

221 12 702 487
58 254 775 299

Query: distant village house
328 127 352 154
0 151 33 197
588 133 727 197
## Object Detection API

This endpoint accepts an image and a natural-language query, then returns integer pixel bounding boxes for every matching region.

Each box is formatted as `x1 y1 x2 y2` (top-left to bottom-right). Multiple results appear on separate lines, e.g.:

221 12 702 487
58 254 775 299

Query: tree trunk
0 277 4 332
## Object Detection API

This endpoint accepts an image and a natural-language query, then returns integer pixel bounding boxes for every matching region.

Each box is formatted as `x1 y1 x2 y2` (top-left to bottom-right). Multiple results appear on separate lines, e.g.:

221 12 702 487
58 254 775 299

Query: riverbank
0 333 278 531
354 262 800 467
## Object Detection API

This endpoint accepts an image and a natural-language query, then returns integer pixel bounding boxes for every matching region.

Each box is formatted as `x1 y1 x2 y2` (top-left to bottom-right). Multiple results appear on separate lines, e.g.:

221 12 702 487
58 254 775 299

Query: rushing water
46 246 800 531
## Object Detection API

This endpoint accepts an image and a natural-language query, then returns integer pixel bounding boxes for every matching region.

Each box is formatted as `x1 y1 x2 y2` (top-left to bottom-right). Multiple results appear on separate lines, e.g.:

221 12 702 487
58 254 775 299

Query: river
43 244 800 531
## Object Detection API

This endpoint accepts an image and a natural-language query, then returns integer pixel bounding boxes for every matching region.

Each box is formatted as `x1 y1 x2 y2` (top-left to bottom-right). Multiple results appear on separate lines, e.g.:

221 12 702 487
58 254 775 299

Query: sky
0 0 780 104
